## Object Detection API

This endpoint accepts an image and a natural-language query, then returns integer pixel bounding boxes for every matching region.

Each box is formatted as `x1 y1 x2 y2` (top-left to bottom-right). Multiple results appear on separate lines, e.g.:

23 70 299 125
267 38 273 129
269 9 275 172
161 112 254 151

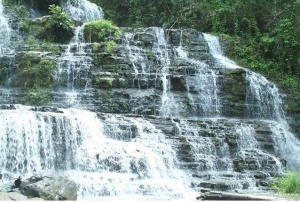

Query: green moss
95 77 113 89
19 54 56 88
0 67 8 85
113 78 127 88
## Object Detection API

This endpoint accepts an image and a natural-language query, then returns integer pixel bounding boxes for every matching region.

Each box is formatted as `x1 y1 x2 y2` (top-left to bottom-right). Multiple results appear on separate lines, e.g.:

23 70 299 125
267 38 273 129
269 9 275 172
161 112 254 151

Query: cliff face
0 2 299 197
0 27 274 118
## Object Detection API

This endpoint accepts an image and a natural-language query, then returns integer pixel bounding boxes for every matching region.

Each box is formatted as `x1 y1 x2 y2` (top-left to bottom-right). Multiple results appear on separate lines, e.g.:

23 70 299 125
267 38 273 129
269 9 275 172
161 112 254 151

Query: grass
275 172 300 194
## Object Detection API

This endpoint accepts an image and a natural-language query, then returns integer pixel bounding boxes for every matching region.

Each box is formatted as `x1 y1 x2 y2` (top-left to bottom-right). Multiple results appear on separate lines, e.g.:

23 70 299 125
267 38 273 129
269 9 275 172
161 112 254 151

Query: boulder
20 175 77 201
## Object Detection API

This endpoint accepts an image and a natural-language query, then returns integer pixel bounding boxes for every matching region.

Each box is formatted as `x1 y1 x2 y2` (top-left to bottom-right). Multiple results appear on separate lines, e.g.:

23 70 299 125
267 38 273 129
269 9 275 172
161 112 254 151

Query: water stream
0 0 11 56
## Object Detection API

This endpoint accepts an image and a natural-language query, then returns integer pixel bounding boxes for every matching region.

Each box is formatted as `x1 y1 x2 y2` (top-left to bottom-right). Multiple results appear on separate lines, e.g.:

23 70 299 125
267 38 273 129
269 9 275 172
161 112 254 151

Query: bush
32 5 74 43
274 172 300 194
84 19 121 42
105 40 117 53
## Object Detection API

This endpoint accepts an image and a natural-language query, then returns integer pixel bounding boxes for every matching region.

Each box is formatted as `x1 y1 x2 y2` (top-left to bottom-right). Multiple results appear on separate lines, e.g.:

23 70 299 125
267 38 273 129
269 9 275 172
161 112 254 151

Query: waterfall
0 0 11 56
203 33 240 69
246 71 283 120
204 33 300 171
174 31 220 117
57 0 104 107
63 0 104 23
0 105 197 200
1 0 300 196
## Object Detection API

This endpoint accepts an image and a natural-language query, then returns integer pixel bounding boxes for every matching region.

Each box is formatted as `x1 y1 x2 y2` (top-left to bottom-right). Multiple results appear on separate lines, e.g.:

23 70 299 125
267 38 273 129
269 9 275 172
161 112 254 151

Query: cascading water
204 32 300 171
57 0 104 107
174 31 220 117
63 0 104 23
0 105 197 200
0 0 11 56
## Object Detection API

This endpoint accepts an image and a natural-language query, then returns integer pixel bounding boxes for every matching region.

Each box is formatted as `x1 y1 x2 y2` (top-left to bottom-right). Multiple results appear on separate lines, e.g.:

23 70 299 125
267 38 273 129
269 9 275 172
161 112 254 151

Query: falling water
57 0 104 106
63 0 104 23
203 33 240 69
152 27 174 117
0 105 198 200
204 33 300 171
174 31 220 117
246 71 282 120
122 31 150 85
0 0 11 56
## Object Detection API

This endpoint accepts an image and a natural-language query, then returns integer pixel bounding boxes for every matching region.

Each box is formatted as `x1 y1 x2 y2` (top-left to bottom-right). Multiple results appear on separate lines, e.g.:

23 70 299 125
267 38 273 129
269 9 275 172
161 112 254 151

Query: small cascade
174 119 284 191
56 25 91 107
57 0 104 106
203 33 240 69
235 124 258 150
174 31 220 117
153 27 174 117
122 32 150 84
0 0 11 56
270 121 300 170
245 71 283 119
63 0 104 23
0 105 197 200
204 33 300 172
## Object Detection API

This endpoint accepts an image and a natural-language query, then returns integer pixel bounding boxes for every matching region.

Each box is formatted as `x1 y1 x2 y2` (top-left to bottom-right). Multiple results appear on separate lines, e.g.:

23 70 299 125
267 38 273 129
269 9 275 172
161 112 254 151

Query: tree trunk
197 189 277 201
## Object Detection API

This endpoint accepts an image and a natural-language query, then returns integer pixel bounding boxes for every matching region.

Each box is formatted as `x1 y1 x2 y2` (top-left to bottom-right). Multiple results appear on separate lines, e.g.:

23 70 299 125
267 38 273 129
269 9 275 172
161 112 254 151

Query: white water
57 0 104 106
123 32 150 79
174 31 220 117
0 106 197 200
0 0 11 56
63 0 104 23
204 33 300 170
203 33 240 69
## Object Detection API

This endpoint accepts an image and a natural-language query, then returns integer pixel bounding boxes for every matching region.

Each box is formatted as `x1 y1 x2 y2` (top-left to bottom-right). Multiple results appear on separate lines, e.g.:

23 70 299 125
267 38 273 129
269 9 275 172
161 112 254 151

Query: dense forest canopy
3 0 300 94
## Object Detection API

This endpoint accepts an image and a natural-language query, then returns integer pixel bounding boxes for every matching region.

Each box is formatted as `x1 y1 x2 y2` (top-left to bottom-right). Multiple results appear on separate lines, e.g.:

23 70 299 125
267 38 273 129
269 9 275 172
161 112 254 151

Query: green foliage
19 54 56 88
24 89 52 106
0 67 8 85
48 5 73 31
84 20 121 42
274 172 300 194
26 5 74 43
105 40 117 53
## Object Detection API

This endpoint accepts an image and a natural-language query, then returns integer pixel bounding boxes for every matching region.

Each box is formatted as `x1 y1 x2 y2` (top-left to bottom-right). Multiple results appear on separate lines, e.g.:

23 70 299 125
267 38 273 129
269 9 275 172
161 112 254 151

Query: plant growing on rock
105 40 117 53
84 19 121 43
32 5 74 43
17 54 56 105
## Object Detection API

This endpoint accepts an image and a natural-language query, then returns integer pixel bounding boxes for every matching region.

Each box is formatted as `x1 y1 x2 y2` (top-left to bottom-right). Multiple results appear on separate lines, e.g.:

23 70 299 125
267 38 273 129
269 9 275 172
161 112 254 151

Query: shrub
274 172 300 194
33 5 74 43
84 20 121 42
105 40 117 53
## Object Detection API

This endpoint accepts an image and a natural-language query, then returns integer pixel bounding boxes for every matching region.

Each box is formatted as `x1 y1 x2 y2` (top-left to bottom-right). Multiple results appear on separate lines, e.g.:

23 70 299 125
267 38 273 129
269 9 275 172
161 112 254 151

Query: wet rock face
145 116 285 191
1 27 251 119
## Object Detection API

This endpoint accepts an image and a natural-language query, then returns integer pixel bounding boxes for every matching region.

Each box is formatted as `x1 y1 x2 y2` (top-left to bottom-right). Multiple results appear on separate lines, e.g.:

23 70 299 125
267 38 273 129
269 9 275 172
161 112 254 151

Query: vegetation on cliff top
91 0 300 95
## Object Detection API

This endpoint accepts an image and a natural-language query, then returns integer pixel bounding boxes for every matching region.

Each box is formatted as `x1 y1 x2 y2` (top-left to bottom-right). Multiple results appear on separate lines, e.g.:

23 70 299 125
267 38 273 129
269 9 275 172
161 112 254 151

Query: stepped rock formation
0 0 300 200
